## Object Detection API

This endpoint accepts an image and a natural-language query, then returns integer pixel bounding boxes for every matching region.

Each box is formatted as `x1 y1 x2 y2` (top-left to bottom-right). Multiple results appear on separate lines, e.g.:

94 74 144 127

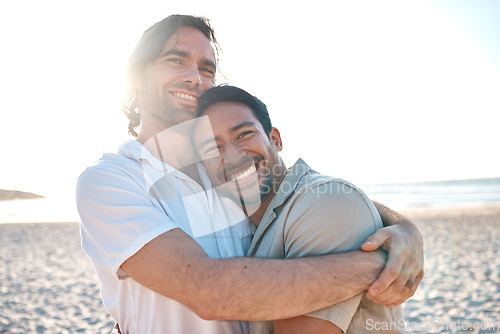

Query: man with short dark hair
76 15 422 333
194 85 411 333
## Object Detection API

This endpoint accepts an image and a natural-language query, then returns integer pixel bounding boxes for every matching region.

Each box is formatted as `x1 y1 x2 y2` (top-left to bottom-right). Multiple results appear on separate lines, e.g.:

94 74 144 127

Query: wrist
395 217 422 243
357 250 387 285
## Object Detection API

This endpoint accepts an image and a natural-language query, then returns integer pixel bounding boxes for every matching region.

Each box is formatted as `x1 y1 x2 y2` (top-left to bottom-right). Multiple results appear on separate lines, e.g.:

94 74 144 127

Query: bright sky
1 0 499 201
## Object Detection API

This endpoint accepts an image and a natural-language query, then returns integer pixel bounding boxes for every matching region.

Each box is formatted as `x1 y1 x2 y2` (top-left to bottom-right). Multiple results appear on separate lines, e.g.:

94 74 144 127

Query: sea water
0 196 80 224
1 177 500 223
362 177 500 210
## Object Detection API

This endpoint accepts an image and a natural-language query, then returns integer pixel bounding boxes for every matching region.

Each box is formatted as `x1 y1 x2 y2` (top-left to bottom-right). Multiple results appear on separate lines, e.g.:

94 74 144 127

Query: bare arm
121 228 386 321
362 201 424 306
78 166 386 322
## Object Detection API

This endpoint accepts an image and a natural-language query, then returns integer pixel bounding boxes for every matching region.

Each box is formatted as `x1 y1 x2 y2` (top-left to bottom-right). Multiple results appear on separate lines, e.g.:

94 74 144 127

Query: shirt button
223 250 229 257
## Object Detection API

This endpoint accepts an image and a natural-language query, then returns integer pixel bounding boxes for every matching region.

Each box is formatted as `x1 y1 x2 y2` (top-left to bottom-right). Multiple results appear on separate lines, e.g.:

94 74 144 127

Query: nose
221 142 246 167
184 64 202 86
222 142 245 161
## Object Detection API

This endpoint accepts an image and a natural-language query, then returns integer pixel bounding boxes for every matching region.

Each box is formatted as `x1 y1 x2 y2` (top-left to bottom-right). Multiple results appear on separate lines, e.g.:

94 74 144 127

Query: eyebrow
158 49 216 70
158 49 188 59
229 121 258 133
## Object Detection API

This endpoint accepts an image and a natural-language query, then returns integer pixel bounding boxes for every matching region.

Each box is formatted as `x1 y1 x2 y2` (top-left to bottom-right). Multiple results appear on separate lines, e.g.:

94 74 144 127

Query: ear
269 128 283 152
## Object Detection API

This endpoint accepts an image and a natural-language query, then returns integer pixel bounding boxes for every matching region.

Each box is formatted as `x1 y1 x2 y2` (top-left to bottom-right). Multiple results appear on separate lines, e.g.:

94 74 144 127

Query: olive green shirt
248 159 404 333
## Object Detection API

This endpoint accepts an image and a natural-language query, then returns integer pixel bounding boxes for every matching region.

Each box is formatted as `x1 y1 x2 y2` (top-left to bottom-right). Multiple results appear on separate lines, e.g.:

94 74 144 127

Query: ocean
1 177 500 223
0 196 80 224
362 177 500 211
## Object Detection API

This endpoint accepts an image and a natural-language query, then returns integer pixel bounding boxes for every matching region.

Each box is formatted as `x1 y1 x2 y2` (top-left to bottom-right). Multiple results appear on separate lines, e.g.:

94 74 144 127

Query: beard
213 157 281 216
139 82 203 129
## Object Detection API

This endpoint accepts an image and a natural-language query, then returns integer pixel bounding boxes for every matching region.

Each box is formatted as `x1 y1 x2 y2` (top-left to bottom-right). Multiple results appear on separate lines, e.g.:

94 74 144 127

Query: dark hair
196 85 273 137
122 15 220 137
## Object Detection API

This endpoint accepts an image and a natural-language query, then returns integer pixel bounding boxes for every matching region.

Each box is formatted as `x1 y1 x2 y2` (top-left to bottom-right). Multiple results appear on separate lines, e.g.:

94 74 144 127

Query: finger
404 267 422 293
385 282 418 307
367 247 405 296
368 271 410 304
370 254 418 303
385 270 424 307
405 279 415 290
361 228 391 252
415 269 424 283
406 269 423 296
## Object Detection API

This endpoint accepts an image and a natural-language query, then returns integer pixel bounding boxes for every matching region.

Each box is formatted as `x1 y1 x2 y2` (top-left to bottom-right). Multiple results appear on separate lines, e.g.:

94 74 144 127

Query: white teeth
174 92 197 101
229 164 256 182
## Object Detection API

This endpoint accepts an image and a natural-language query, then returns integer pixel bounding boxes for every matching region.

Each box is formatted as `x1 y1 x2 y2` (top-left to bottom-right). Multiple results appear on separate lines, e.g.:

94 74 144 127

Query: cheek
203 159 222 183
259 145 274 161
202 78 216 90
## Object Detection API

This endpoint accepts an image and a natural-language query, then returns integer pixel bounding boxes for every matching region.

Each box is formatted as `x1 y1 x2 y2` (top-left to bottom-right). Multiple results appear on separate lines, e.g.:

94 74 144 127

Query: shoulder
283 170 381 231
78 140 147 183
281 171 382 255
292 171 370 208
78 151 141 183
76 150 146 204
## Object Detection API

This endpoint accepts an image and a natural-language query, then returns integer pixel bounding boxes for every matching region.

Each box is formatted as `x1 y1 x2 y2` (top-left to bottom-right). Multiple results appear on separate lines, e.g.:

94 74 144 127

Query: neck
249 162 287 226
248 193 274 226
137 115 202 184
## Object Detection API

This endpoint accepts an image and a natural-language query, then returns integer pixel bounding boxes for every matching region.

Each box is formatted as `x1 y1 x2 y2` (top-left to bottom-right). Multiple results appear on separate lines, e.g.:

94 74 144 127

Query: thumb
361 228 391 252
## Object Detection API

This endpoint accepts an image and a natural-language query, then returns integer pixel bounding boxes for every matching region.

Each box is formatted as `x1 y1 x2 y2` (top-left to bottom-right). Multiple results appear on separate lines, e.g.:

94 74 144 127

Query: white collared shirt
76 140 252 334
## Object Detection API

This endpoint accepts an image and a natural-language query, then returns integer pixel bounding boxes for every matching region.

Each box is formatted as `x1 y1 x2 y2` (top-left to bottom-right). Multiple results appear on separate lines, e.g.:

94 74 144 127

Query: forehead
204 102 261 130
160 26 215 62
193 102 262 145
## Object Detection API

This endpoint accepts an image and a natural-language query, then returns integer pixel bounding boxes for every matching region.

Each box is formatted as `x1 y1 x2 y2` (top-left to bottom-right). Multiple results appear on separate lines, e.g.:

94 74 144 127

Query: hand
361 221 424 307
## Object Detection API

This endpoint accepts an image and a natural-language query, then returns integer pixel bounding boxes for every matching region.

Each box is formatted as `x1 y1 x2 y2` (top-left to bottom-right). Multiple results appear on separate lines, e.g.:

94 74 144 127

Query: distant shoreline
1 203 500 225
0 189 45 201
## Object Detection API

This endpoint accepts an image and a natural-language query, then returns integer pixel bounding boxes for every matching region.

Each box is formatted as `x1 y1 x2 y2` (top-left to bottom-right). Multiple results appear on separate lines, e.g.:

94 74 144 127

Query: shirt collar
248 158 312 254
269 158 312 210
119 140 210 185
118 140 176 173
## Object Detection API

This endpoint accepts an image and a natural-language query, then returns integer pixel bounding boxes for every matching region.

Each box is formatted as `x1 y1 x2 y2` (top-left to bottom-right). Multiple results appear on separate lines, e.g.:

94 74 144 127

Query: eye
166 57 182 64
200 67 215 79
201 67 214 74
238 131 253 139
204 145 220 157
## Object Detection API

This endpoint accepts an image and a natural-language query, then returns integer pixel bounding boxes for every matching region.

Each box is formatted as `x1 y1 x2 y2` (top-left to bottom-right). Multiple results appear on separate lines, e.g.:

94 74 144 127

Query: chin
216 181 262 213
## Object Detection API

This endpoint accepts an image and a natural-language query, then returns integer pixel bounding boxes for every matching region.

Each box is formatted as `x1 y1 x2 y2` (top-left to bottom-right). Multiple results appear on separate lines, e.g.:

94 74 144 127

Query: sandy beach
401 206 500 333
1 205 499 333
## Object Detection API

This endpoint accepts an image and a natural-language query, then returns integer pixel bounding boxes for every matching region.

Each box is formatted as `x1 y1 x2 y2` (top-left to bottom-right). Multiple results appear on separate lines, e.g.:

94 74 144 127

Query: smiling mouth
227 164 257 182
171 91 198 102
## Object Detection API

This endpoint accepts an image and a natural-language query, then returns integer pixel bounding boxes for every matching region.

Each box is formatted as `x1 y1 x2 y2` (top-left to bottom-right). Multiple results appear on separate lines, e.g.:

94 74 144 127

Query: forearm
122 229 385 321
190 250 385 321
373 201 419 232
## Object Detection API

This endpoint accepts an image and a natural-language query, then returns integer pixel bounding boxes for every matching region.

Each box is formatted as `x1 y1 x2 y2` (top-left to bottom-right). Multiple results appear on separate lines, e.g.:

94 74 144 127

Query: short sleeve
283 180 382 331
76 165 178 280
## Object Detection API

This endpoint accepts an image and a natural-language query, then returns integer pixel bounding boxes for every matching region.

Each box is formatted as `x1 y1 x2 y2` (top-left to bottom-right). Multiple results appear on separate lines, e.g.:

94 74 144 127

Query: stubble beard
151 98 195 130
141 85 197 130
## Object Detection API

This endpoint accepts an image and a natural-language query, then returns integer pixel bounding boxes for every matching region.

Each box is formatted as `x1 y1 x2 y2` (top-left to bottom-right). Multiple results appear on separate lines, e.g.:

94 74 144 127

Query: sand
0 223 114 333
401 205 500 333
0 206 499 333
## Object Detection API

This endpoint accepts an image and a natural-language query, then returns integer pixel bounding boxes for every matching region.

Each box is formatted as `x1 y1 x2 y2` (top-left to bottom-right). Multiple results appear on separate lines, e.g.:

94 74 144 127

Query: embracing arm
78 164 384 322
121 228 386 321
362 201 424 306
